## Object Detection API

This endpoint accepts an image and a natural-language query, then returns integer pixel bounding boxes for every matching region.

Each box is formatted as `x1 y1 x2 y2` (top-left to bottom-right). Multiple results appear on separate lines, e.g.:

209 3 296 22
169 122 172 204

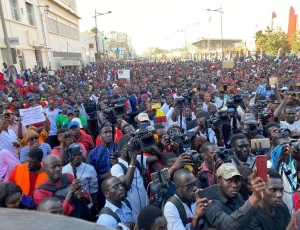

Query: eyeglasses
111 182 124 190
235 144 249 149
28 136 39 142
74 110 79 113
275 131 290 138
176 181 196 190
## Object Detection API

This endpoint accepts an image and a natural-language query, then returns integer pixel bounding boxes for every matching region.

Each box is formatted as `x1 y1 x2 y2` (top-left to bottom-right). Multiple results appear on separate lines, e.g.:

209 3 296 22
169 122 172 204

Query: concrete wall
0 0 81 72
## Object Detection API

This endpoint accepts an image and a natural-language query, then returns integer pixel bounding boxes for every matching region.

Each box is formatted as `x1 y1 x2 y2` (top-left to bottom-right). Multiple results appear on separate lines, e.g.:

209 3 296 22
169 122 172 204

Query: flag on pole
272 12 277 19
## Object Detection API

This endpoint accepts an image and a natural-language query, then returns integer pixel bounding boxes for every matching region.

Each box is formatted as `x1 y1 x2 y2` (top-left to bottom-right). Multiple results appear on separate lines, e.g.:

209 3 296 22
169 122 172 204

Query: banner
118 69 130 81
19 106 45 126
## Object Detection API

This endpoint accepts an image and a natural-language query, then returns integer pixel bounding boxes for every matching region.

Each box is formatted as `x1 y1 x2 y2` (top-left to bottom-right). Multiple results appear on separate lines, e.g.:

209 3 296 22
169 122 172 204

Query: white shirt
280 120 300 131
0 148 20 182
2 67 8 80
214 96 228 109
62 162 98 208
111 156 149 214
0 129 19 158
97 200 136 228
189 127 217 144
267 160 296 214
173 93 183 99
90 95 99 102
164 195 196 230
44 108 59 136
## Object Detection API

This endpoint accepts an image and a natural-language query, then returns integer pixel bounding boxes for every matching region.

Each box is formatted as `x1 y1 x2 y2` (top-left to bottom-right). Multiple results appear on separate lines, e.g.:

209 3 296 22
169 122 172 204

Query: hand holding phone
255 155 267 182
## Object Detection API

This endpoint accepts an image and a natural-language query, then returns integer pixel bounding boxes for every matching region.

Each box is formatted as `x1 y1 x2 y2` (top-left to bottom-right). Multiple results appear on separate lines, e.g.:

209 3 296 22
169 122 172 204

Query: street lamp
207 6 224 56
92 10 111 61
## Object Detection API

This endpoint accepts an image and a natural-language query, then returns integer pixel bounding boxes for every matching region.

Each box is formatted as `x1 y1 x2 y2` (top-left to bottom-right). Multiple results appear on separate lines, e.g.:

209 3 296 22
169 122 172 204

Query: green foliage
291 30 300 52
254 28 290 55
90 27 99 34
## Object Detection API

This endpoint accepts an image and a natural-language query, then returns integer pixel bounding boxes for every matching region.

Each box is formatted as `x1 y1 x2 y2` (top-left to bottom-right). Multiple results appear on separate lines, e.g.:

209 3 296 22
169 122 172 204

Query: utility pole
94 9 99 62
0 0 13 65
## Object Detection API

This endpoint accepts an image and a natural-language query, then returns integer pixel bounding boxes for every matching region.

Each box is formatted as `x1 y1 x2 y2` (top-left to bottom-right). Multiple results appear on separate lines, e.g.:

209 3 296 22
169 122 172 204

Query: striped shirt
20 143 51 163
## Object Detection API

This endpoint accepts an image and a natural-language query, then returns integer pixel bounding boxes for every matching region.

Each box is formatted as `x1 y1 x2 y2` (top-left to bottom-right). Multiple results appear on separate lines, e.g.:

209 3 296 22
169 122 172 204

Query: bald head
173 168 194 185
42 155 61 167
38 197 63 215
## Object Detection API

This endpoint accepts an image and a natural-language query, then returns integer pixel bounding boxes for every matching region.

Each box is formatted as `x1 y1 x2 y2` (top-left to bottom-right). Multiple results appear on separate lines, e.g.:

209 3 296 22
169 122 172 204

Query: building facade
0 0 81 72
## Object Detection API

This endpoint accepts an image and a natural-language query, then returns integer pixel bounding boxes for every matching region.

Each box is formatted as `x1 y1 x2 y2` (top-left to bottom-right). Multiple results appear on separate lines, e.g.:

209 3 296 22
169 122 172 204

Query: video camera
64 143 82 167
206 115 223 128
127 129 156 152
226 94 243 108
214 147 232 163
242 121 262 135
166 128 194 148
287 139 300 151
102 96 128 123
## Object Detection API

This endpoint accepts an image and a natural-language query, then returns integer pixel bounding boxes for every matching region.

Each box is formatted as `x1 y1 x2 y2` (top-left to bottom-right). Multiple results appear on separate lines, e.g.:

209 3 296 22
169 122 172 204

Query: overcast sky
77 0 300 54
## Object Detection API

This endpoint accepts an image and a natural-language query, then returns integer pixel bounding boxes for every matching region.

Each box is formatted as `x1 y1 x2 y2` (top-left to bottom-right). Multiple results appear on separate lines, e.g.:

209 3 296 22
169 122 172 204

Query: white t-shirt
44 108 59 136
0 129 18 158
110 155 149 214
280 120 300 131
2 67 8 80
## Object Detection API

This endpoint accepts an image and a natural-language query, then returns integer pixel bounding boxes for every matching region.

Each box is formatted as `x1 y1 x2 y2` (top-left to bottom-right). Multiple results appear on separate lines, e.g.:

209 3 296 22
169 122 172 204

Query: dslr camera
188 150 205 164
287 139 300 151
206 115 223 128
166 128 194 148
214 147 232 163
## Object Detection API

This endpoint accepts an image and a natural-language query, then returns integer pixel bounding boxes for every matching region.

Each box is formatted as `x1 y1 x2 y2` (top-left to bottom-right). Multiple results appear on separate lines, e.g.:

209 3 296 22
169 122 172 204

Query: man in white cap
136 112 153 126
204 163 265 230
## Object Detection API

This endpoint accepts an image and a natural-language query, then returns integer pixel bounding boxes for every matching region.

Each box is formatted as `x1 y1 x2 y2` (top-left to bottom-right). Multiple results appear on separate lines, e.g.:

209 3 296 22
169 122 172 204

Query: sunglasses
28 136 39 142
111 182 124 190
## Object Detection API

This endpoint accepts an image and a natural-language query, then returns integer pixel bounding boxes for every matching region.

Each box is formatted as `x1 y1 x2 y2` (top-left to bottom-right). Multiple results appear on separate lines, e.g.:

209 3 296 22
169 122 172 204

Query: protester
0 148 20 182
136 205 167 230
8 147 46 197
97 176 136 229
37 197 63 215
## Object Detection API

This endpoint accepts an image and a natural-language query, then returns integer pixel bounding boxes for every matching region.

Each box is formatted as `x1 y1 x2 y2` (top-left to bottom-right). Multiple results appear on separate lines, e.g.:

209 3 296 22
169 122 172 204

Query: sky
77 0 300 55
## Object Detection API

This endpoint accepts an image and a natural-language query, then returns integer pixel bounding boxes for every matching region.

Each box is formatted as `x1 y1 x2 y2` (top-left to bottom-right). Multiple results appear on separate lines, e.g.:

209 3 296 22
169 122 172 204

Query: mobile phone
251 138 271 150
223 85 227 91
256 155 267 182
198 184 219 200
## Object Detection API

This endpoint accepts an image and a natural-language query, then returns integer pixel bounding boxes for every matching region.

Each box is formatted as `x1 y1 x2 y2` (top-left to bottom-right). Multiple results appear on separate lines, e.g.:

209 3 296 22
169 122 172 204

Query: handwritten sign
222 61 234 69
19 106 45 126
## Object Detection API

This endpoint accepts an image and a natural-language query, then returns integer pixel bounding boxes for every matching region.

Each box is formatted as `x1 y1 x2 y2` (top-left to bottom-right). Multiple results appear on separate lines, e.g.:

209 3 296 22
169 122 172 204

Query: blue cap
68 121 79 129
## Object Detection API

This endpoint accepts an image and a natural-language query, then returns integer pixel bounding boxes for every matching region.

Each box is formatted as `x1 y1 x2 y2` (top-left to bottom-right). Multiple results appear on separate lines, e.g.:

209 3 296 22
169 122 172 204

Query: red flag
272 12 277 19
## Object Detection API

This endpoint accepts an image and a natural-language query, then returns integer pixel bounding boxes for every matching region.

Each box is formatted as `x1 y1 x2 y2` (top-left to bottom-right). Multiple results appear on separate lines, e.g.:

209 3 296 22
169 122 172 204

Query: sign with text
8 37 19 45
118 69 130 80
19 106 45 126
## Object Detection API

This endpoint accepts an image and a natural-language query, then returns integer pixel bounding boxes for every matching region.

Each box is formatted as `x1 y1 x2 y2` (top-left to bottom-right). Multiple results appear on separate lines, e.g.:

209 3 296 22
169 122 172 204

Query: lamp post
93 10 111 62
207 6 224 57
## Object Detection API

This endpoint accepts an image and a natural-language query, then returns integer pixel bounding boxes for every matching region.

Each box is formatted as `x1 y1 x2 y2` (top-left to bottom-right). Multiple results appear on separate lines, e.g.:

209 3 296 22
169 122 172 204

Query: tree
254 27 290 55
90 27 99 34
291 30 300 52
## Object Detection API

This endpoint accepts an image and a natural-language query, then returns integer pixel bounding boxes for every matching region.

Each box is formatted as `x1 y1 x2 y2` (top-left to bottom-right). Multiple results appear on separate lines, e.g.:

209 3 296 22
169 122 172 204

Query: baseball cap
68 121 79 129
72 118 83 128
28 97 34 102
137 113 150 122
241 113 256 124
216 163 243 179
67 110 75 116
196 111 210 119
281 86 288 91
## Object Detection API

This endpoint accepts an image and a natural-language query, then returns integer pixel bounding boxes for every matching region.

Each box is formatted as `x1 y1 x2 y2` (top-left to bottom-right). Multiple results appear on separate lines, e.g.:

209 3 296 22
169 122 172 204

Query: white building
80 31 109 64
0 0 81 72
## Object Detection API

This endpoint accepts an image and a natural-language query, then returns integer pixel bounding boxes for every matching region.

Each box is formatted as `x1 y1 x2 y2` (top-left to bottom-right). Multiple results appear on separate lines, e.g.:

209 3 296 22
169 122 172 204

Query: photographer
255 77 275 102
111 135 157 214
239 113 265 142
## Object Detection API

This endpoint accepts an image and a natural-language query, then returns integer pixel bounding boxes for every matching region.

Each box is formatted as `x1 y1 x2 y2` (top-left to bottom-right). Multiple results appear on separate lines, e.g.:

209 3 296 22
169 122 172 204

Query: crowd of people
1 55 300 229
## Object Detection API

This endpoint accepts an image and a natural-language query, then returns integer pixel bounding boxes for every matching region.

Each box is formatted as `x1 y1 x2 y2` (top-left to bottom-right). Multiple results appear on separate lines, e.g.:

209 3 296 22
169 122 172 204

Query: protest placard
222 61 234 69
19 106 45 126
118 69 130 81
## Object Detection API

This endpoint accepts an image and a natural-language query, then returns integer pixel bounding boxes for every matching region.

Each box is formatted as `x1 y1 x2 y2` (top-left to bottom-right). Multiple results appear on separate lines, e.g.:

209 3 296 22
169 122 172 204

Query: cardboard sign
222 61 234 69
19 106 45 126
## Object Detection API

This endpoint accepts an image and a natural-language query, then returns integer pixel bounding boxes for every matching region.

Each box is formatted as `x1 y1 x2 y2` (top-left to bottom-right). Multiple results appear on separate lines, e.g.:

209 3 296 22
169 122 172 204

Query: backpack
117 161 148 190
165 196 187 226
99 199 132 223
34 174 93 221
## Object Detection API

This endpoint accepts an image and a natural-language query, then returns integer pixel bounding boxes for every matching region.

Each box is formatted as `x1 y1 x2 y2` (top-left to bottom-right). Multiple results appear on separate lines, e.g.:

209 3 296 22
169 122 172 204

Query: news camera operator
239 113 265 142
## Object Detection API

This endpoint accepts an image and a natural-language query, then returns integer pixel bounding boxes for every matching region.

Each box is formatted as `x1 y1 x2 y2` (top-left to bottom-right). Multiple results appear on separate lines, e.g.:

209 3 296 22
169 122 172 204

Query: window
25 3 35 26
35 50 43 68
9 0 20 21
